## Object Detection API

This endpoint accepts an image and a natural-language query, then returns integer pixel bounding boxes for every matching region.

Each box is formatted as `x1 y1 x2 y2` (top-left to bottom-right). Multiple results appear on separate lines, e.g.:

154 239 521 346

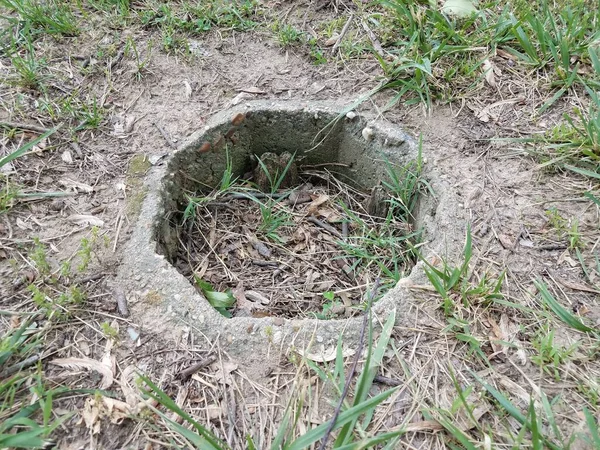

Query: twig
252 260 278 268
374 374 401 387
341 220 349 239
0 121 50 134
177 354 217 380
318 278 381 450
224 191 288 201
114 287 129 317
0 354 41 378
360 20 386 59
307 216 342 238
152 120 177 149
331 13 354 55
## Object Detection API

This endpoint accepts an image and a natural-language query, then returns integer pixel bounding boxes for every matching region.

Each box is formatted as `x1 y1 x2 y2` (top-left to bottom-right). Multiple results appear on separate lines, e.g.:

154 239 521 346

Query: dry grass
0 0 599 448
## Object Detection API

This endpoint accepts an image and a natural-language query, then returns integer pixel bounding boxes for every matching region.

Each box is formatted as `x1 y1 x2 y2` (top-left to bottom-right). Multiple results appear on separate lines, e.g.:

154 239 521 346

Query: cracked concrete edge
116 99 466 359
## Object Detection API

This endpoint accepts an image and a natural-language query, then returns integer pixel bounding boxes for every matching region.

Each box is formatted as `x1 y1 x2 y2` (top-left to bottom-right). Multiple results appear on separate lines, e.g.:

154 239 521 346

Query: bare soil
1 2 599 449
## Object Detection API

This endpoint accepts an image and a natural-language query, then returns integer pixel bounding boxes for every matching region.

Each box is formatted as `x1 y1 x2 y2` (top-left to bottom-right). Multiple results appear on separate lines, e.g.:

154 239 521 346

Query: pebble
362 127 374 141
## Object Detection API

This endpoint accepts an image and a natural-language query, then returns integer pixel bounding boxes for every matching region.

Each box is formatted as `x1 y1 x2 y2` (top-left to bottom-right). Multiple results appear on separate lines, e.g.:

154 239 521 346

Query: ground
1 0 599 449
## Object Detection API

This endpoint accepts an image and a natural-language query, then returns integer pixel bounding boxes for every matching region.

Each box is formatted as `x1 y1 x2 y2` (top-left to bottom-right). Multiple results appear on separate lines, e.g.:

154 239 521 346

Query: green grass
6 35 48 91
274 23 304 47
138 301 403 449
0 320 69 449
364 0 599 111
137 0 259 34
0 0 80 39
0 127 63 214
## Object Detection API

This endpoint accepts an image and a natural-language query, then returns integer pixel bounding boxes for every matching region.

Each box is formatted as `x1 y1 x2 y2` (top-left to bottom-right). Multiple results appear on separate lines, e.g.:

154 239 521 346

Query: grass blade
534 279 596 333
139 374 228 449
583 407 600 447
286 387 399 450
0 127 59 168
564 165 600 180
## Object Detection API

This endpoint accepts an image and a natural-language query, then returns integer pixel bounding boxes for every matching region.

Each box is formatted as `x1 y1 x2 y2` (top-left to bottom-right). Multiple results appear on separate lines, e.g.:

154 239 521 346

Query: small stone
127 327 140 342
346 111 356 120
199 142 211 153
362 127 374 141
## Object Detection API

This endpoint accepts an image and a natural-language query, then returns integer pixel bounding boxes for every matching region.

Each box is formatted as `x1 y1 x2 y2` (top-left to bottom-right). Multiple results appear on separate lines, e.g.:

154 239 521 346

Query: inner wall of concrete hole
117 100 466 358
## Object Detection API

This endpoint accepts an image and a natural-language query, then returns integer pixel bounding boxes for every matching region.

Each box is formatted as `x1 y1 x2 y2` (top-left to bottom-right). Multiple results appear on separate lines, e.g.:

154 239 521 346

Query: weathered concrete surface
117 100 466 359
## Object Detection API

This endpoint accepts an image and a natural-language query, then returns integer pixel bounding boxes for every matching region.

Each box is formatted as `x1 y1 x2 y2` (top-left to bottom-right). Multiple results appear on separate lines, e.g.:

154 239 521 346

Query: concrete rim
117 99 467 357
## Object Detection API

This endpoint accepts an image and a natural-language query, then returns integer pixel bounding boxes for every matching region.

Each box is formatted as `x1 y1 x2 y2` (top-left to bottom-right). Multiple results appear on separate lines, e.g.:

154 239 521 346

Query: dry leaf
68 214 104 227
207 403 223 421
81 397 101 434
183 80 193 99
59 178 94 193
61 150 73 164
482 58 497 87
16 218 33 230
307 194 329 215
231 92 253 106
297 346 355 362
213 361 238 385
324 34 339 46
238 86 265 94
245 290 270 305
50 357 113 389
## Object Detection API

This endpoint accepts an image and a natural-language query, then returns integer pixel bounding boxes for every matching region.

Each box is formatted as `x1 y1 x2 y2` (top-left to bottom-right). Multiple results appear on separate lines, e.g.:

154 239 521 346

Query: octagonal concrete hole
151 101 435 323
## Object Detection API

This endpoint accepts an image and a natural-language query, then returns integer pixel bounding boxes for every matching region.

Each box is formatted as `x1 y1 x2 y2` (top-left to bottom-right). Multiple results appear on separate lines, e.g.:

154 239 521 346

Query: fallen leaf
245 290 270 305
81 397 101 434
237 86 265 94
68 214 104 227
59 178 94 193
50 357 113 389
324 34 339 46
183 80 193 99
231 92 253 106
297 346 355 363
307 194 330 215
61 150 73 164
482 58 496 87
213 361 238 385
207 403 223 421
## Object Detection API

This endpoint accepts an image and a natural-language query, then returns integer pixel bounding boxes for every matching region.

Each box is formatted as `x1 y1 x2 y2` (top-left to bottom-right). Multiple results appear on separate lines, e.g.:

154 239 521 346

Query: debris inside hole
172 153 423 320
